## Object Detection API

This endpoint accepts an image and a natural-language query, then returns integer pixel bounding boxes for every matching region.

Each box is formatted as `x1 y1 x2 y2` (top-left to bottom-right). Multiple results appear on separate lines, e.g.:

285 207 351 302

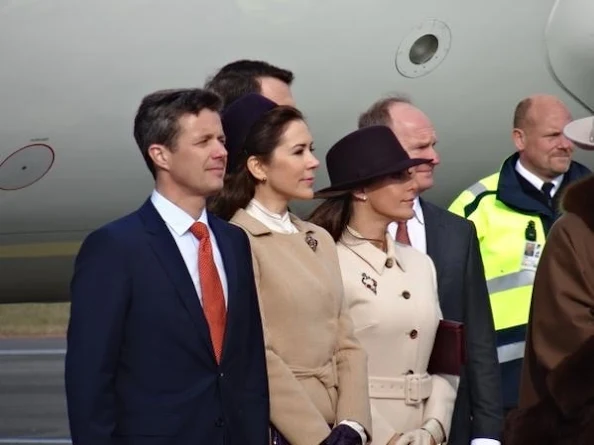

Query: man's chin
416 174 434 192
552 161 571 174
203 182 224 197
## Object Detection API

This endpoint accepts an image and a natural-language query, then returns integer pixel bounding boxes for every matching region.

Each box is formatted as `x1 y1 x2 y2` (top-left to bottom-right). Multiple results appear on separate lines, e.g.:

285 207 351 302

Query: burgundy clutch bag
427 319 466 376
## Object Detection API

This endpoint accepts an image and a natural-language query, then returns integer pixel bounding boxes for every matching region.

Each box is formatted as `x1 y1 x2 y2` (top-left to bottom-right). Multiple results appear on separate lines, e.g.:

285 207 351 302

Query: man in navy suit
65 88 269 445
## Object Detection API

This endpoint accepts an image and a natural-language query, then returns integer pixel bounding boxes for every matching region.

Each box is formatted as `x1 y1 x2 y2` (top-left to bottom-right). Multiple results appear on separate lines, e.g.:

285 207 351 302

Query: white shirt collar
245 198 298 234
515 159 564 196
150 189 209 236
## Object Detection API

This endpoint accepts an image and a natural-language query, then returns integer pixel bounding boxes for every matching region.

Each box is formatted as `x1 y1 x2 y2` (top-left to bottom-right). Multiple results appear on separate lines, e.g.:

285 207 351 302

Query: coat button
410 329 418 339
385 258 394 268
402 291 411 299
215 418 224 427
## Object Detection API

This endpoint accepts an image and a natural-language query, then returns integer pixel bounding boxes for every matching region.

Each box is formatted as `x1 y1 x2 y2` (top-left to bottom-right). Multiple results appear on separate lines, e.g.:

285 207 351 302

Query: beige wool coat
230 209 372 445
336 229 458 445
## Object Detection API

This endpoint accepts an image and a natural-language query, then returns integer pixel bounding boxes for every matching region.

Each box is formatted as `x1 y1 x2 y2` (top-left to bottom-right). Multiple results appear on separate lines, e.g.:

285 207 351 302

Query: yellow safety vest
450 155 590 408
448 173 546 363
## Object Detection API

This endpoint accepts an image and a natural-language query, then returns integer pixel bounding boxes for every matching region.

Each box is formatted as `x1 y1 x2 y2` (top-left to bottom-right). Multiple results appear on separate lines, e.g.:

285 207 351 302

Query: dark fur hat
559 174 594 230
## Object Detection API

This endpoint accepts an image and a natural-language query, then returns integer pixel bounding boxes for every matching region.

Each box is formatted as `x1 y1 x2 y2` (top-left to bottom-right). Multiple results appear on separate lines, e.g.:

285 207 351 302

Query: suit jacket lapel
421 198 446 273
138 199 214 356
208 214 239 363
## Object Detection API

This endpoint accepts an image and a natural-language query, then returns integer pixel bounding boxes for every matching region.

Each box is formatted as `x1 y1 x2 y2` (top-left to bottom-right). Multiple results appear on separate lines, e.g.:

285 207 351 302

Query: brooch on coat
361 273 377 295
305 231 318 252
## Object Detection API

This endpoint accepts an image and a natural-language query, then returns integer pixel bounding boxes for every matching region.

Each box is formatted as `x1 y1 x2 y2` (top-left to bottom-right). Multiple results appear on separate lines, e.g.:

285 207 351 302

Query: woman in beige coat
209 93 372 445
309 126 458 445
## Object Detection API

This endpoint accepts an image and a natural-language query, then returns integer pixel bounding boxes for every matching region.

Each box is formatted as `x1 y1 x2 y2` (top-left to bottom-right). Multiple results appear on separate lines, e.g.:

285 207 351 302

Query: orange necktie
190 222 226 363
395 221 411 245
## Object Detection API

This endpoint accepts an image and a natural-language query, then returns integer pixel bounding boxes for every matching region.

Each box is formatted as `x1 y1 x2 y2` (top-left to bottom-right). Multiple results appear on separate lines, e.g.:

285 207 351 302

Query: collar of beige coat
340 227 407 274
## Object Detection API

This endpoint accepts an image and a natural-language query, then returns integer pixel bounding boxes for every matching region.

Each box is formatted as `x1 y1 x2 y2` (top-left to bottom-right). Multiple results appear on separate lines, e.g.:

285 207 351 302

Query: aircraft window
0 144 55 191
395 19 451 78
409 34 439 65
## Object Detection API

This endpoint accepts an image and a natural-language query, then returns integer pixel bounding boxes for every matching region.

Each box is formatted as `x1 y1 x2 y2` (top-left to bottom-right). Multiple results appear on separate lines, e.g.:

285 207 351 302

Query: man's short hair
357 94 412 129
133 88 222 178
205 59 294 108
513 97 534 130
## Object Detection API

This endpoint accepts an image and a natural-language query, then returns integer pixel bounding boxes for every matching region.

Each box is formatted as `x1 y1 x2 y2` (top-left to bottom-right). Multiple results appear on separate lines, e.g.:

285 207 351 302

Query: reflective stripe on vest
450 186 547 334
466 181 488 197
497 341 525 363
488 270 535 332
487 270 535 294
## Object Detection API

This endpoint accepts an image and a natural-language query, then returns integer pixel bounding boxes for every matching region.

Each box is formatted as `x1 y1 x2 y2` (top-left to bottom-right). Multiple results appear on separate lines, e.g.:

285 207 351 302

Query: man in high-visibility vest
448 94 591 412
504 117 594 443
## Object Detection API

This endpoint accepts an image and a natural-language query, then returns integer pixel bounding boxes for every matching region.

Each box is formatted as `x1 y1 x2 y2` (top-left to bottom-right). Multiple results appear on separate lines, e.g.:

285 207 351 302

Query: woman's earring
362 195 367 201
260 176 267 183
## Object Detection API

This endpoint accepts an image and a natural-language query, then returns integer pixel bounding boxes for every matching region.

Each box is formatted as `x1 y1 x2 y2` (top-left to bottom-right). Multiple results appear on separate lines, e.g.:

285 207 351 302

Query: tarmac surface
0 338 71 444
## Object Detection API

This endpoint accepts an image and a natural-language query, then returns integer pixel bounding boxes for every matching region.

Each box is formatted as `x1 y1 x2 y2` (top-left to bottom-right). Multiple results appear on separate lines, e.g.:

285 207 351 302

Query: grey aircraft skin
0 0 593 303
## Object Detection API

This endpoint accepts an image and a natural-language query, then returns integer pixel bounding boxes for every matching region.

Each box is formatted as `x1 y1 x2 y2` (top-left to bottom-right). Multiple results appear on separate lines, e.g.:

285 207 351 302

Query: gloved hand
394 428 434 445
395 419 444 445
320 424 363 445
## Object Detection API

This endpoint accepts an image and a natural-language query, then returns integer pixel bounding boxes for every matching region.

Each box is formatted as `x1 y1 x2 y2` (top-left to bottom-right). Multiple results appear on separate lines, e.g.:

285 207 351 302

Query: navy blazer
65 199 269 445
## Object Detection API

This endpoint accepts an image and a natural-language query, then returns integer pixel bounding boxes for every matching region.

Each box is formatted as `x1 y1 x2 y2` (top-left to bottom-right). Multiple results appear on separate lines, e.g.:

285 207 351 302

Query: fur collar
561 174 594 229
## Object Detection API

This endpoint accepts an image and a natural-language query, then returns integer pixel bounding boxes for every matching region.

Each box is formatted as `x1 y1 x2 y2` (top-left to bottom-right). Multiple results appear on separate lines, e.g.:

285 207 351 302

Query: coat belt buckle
404 374 422 405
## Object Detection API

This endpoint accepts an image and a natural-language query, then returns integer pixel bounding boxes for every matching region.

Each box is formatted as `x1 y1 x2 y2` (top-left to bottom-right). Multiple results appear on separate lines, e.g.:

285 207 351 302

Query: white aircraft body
0 0 593 303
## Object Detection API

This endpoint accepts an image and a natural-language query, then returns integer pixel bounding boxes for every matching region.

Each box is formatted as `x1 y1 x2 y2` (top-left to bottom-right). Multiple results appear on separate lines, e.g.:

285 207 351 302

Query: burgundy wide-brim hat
314 125 432 198
221 93 278 173
564 116 594 151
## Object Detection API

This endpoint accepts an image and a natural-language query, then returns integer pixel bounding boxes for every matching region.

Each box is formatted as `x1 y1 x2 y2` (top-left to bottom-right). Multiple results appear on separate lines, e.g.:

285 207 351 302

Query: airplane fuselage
1 0 593 303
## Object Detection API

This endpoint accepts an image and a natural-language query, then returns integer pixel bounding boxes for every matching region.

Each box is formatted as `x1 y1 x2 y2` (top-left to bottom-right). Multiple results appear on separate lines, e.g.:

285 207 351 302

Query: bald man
448 94 591 413
359 96 503 445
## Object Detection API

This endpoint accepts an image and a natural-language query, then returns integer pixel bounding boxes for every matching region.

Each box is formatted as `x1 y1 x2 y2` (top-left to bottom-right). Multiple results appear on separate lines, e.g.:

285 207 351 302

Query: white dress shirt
388 198 501 445
150 190 228 306
515 159 564 197
245 198 368 444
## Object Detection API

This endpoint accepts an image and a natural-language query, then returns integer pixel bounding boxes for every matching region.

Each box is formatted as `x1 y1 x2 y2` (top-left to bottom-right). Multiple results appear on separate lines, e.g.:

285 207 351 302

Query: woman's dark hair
209 106 304 220
309 170 411 243
308 195 353 242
